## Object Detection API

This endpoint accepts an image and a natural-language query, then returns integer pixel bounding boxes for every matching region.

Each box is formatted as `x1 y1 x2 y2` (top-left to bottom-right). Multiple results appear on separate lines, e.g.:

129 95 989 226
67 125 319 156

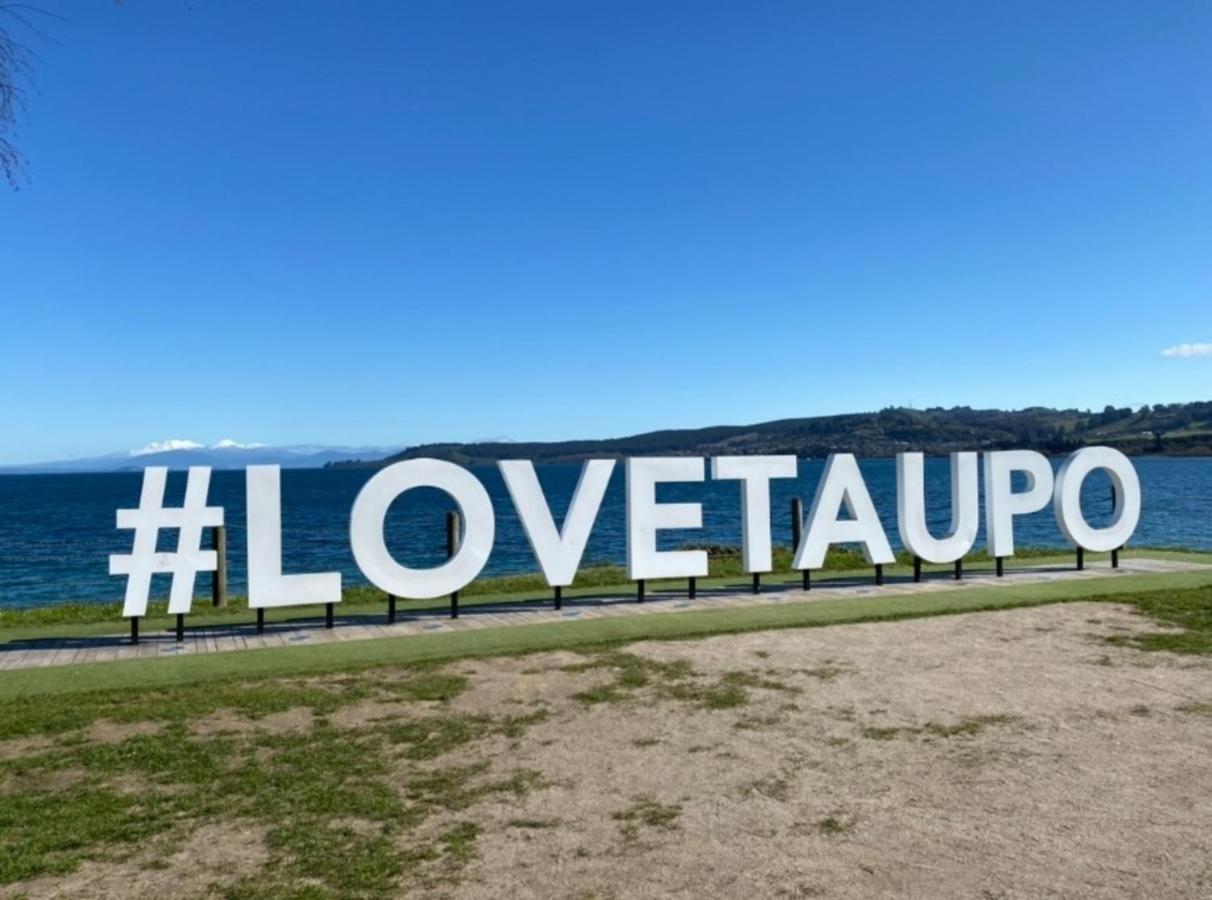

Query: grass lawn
1 550 1210 700
0 574 1210 897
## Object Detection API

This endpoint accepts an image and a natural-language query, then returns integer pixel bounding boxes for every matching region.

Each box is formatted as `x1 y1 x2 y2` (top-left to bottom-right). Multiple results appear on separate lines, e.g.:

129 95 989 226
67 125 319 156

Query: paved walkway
1 557 1207 671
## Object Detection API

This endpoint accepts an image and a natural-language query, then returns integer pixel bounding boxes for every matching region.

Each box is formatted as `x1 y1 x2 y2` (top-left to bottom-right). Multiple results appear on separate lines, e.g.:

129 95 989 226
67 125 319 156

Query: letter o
1053 447 1141 552
350 459 495 599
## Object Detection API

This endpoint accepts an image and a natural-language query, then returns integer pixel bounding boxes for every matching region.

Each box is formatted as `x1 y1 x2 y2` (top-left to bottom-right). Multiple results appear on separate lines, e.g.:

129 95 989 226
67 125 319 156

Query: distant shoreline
2 448 1211 476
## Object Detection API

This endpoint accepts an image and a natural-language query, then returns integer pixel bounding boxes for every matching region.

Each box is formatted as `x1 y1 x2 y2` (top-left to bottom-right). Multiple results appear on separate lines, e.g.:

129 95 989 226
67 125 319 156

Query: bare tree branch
0 2 60 189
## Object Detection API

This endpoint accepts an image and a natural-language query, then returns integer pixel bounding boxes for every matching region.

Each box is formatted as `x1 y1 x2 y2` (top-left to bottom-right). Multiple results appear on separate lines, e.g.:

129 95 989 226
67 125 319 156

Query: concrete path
1 557 1206 671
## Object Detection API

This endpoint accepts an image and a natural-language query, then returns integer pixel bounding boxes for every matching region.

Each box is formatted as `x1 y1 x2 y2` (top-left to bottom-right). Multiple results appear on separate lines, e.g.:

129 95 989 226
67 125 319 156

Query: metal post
752 572 760 594
256 608 265 634
688 577 696 599
554 585 562 610
325 602 334 629
130 617 139 645
791 497 803 552
802 569 810 591
388 594 397 623
1112 547 1120 569
211 525 227 608
175 614 184 643
875 564 884 586
447 510 461 619
913 556 922 583
637 579 646 603
996 557 1004 577
954 559 963 580
1076 546 1084 571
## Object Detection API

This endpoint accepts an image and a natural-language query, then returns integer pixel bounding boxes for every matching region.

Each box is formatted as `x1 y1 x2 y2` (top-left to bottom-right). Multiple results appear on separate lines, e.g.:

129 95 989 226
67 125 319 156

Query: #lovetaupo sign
109 447 1141 626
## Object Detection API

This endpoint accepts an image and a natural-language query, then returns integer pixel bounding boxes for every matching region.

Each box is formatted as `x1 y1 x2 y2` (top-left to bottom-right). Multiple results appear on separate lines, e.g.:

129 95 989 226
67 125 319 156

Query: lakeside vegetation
332 402 1212 467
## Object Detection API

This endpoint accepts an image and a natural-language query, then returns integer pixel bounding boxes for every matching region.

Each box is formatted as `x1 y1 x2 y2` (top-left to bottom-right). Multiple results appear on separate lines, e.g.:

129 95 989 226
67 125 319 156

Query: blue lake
0 457 1209 609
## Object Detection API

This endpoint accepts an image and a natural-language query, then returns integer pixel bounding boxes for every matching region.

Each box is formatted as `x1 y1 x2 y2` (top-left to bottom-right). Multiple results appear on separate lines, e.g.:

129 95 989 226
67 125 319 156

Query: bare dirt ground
442 603 1212 899
3 601 1210 899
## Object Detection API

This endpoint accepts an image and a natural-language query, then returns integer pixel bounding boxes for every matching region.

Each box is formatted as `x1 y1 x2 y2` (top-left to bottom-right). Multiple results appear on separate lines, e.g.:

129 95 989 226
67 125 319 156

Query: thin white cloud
1161 342 1212 359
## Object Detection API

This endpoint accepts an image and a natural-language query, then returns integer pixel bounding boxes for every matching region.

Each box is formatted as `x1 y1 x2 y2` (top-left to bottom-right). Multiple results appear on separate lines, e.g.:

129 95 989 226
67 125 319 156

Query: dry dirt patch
440 602 1212 899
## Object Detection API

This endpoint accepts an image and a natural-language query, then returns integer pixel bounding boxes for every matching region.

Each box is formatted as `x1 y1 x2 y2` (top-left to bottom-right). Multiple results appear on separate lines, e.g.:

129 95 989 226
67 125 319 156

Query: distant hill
2 442 402 474
331 402 1212 467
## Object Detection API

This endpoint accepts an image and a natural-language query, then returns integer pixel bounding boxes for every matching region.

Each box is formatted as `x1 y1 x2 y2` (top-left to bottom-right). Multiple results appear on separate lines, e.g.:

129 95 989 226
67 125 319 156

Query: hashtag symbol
109 467 225 618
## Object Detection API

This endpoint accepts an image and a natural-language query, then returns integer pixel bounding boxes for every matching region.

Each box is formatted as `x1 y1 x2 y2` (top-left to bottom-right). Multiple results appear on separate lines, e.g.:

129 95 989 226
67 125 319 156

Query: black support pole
1076 546 1085 571
388 594 397 624
752 573 760 594
211 525 228 608
791 497 804 555
637 579 646 603
802 569 810 591
325 603 334 629
913 556 922 583
874 564 884 587
554 585 562 610
1112 547 1120 569
257 608 265 634
130 617 139 645
954 559 963 580
447 510 461 619
996 557 1005 578
688 577 696 599
175 614 184 643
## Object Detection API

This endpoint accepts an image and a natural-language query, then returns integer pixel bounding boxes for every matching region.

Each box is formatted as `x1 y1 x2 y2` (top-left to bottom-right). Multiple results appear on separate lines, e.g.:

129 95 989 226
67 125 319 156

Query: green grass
0 544 1153 640
1103 584 1212 654
3 561 1212 700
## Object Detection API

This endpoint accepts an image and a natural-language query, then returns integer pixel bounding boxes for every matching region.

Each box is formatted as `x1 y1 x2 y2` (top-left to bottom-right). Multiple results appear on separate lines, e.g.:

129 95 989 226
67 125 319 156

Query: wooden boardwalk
1 557 1205 671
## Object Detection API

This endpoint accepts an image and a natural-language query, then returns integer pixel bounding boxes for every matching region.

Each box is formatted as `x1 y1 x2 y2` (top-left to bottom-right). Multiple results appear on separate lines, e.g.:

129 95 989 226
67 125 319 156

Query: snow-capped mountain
0 441 400 474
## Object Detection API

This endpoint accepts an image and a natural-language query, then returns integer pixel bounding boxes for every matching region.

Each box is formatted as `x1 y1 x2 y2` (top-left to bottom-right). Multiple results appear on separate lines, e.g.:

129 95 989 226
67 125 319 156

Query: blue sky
2 1 1210 464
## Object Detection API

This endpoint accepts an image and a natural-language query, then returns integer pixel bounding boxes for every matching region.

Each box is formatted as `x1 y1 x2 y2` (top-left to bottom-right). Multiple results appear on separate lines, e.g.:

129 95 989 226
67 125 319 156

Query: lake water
0 457 1209 609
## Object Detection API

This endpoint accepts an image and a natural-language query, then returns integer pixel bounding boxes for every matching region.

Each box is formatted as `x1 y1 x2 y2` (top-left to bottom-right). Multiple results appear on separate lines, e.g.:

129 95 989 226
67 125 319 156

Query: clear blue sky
2 1 1210 464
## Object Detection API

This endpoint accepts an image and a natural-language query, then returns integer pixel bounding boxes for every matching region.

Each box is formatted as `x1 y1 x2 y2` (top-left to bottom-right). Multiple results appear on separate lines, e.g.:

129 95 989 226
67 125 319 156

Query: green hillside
332 401 1212 466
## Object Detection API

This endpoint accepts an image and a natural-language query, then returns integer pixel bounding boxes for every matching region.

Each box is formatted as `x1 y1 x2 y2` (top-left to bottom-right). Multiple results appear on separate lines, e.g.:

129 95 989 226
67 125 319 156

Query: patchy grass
0 664 549 897
861 715 1019 741
1176 702 1212 716
816 814 855 836
612 797 682 840
567 653 799 710
1104 585 1212 654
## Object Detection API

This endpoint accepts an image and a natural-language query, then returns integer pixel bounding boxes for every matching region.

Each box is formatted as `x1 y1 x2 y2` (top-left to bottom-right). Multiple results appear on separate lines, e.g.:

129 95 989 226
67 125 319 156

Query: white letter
710 455 798 573
626 457 708 580
983 450 1054 558
896 452 979 564
1053 446 1141 552
247 465 341 609
793 454 894 570
500 459 614 587
350 459 494 599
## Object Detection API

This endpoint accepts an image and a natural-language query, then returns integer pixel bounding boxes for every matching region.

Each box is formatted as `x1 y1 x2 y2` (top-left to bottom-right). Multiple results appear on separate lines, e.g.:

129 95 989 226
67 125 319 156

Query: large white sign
110 447 1142 618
